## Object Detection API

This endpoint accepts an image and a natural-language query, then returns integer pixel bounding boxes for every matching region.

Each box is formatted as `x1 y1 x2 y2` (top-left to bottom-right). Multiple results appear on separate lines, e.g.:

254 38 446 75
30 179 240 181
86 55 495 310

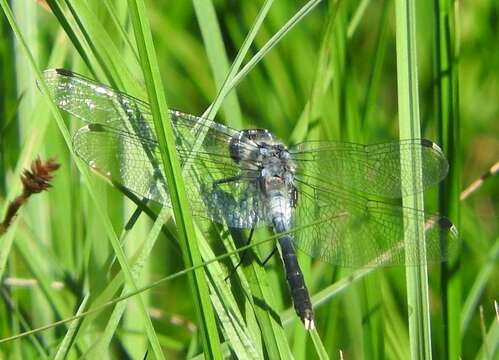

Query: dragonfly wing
291 139 449 198
45 69 267 227
74 123 269 228
42 69 240 140
168 113 270 228
73 123 171 207
43 69 153 134
202 181 269 228
291 182 459 267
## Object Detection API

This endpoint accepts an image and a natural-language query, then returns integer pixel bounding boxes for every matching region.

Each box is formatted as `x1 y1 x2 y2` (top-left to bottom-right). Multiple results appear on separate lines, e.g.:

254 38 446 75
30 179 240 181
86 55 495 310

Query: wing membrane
292 181 458 266
44 69 269 228
291 139 449 198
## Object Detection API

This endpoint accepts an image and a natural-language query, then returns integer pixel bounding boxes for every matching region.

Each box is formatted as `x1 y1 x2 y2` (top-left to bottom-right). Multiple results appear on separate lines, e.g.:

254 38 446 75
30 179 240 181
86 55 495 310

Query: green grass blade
102 0 140 64
461 236 499 333
44 0 97 76
13 230 73 321
360 0 390 128
126 0 222 358
53 294 89 360
0 4 55 280
0 287 50 358
0 233 278 345
0 27 68 299
226 0 324 95
394 0 432 358
382 275 411 359
243 255 293 359
0 2 164 357
88 208 168 357
434 1 462 358
61 0 143 95
475 314 499 360
310 329 330 360
196 227 262 359
347 0 372 37
192 0 243 127
206 0 274 120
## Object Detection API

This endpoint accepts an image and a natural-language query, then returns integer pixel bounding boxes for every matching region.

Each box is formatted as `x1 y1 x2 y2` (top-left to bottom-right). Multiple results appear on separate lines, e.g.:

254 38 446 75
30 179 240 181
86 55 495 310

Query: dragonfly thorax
229 129 296 232
229 129 296 185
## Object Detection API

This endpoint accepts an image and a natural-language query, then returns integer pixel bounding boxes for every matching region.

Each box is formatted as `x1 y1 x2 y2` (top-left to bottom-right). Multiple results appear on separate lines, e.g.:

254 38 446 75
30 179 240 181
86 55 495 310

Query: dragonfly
43 68 458 330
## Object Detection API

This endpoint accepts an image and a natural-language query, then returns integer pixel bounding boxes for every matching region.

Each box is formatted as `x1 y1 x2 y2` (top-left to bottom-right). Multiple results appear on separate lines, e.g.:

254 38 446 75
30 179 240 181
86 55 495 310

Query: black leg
124 197 148 230
224 226 255 281
214 175 241 186
261 247 278 266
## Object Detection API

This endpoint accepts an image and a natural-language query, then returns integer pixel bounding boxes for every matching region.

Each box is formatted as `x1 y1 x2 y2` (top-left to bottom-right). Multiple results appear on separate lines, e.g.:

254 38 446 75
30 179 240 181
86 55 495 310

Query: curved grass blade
44 0 96 76
0 233 279 345
226 0 326 95
87 208 168 357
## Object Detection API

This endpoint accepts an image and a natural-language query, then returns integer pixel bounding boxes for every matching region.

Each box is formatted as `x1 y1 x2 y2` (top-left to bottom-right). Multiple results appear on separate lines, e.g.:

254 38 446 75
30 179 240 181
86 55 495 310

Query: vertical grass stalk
126 0 222 358
433 0 461 359
394 0 433 358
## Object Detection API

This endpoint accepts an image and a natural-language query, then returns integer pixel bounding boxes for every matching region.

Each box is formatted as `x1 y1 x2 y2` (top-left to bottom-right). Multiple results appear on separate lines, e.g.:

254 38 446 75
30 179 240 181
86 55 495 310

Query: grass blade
192 0 244 128
310 329 330 360
434 1 462 358
461 237 499 333
88 208 168 357
126 0 222 358
44 0 97 76
53 294 89 360
0 286 50 358
394 0 433 358
0 2 164 358
205 0 274 120
226 0 325 95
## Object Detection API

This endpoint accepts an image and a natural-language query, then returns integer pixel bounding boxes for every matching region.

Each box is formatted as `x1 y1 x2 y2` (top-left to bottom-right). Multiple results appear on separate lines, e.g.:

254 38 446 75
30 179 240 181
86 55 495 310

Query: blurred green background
0 0 497 359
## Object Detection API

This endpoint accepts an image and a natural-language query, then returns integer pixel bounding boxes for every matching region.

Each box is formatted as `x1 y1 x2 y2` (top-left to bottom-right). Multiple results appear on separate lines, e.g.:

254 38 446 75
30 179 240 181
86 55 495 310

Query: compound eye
245 129 273 141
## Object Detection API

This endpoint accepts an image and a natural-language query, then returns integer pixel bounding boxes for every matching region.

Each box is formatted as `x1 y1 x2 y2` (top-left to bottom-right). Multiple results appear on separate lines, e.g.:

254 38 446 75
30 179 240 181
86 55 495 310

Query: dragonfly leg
213 175 241 187
224 226 255 281
260 247 278 266
124 197 149 230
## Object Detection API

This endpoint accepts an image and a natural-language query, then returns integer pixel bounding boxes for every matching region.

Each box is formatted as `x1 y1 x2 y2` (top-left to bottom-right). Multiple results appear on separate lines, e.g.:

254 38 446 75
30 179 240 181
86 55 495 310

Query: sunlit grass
0 0 498 359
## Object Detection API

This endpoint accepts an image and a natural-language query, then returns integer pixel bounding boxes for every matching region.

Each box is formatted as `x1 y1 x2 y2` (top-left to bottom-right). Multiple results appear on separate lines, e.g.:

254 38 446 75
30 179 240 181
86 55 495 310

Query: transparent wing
203 182 268 229
291 139 449 199
42 68 240 142
43 69 269 228
291 181 459 266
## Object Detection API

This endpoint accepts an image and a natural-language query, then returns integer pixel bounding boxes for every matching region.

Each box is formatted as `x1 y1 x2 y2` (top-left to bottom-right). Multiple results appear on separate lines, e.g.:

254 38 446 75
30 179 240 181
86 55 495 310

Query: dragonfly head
229 128 273 163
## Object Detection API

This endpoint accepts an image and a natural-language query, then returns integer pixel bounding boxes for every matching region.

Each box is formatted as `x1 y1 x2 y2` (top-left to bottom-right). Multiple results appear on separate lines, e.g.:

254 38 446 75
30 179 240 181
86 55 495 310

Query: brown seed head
21 158 61 195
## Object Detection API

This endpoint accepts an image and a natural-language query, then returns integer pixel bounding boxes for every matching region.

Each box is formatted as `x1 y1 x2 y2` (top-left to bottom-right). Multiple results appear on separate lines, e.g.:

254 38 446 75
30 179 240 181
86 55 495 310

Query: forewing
292 182 459 266
45 69 269 228
291 139 449 198
43 69 154 135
